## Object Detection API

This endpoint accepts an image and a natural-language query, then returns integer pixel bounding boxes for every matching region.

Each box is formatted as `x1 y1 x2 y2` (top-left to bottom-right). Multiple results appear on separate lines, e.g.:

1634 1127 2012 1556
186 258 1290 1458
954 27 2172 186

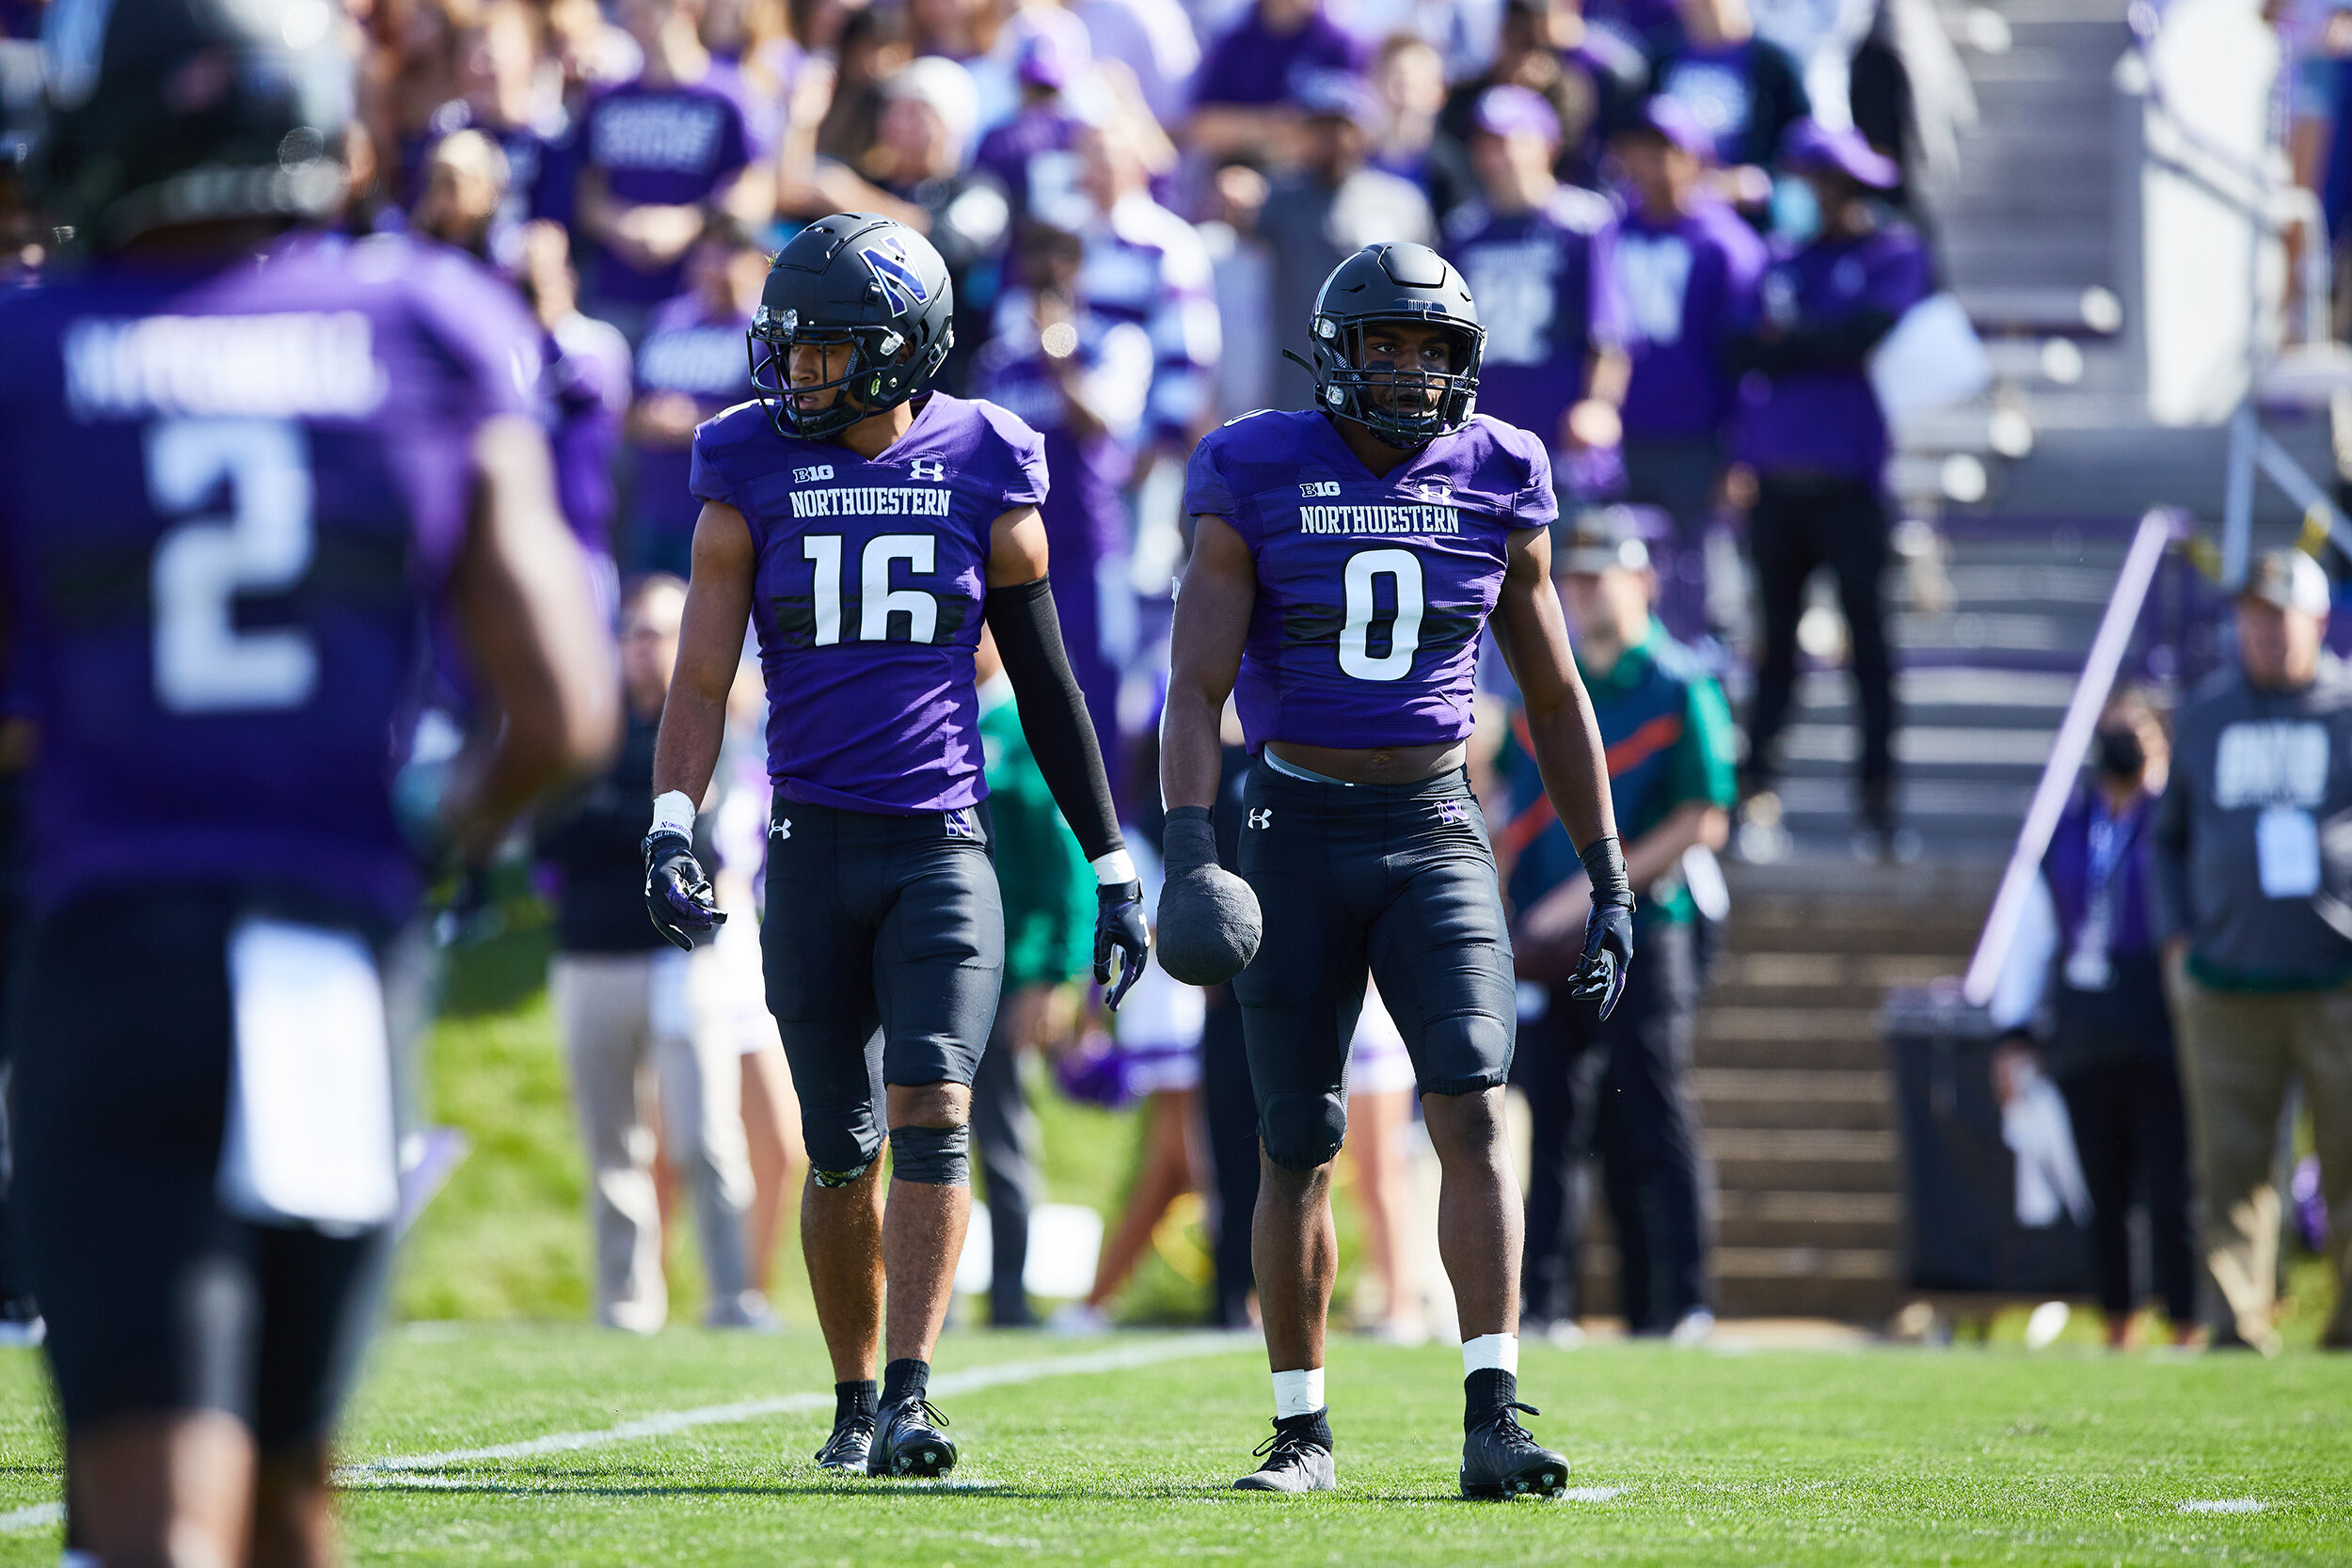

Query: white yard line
2178 1498 2266 1514
0 1333 1252 1532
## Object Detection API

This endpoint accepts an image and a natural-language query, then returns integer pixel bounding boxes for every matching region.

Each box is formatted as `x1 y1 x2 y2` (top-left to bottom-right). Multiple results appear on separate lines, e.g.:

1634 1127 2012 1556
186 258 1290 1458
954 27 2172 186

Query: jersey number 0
1339 547 1424 682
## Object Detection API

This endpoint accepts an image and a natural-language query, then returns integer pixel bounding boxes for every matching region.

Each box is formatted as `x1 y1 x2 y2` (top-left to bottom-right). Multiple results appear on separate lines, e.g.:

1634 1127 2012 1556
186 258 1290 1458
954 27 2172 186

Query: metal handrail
1960 509 2186 1006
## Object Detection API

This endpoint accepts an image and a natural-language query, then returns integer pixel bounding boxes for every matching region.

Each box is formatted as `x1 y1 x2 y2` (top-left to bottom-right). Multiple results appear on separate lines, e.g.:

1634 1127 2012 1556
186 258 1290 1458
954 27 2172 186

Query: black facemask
2092 726 2146 782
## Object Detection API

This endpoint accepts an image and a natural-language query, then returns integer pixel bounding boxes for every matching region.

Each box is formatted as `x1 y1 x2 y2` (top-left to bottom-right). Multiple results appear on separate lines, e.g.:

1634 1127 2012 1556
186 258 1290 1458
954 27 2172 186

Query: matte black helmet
1308 243 1484 449
748 213 955 441
36 0 354 253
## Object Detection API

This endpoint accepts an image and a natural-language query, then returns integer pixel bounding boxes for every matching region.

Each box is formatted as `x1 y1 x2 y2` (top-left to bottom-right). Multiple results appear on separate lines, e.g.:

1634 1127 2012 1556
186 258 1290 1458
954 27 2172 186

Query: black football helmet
36 0 353 253
748 213 955 441
1307 243 1484 449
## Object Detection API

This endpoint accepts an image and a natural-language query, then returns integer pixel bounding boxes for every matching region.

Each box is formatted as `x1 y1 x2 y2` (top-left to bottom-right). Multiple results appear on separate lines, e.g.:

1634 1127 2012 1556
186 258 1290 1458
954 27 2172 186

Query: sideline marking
1560 1485 1627 1503
2178 1498 2266 1514
0 1335 1250 1531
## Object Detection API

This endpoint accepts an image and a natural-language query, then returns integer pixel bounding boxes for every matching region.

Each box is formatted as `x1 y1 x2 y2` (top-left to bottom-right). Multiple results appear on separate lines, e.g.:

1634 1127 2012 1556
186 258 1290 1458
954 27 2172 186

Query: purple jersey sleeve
1183 418 1243 518
974 399 1050 512
689 403 755 511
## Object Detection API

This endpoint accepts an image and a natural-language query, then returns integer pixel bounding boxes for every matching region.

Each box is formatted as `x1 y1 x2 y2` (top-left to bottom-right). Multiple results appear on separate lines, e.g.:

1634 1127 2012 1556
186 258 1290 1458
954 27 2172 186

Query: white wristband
1091 849 1137 886
651 790 695 838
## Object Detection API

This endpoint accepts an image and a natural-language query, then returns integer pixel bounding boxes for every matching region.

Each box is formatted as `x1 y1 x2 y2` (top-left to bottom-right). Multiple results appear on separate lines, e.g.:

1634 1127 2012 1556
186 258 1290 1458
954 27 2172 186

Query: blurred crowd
0 0 1977 1338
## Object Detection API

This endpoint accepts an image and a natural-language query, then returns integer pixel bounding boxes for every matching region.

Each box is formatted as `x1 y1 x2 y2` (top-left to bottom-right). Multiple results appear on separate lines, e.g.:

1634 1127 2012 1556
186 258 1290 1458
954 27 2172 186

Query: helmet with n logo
748 213 955 440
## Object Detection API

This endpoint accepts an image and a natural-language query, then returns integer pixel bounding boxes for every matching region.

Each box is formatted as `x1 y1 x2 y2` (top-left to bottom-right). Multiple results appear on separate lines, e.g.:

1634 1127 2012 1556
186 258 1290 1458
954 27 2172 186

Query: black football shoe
867 1397 957 1478
1460 1402 1567 1499
812 1413 875 1473
1232 1412 1335 1493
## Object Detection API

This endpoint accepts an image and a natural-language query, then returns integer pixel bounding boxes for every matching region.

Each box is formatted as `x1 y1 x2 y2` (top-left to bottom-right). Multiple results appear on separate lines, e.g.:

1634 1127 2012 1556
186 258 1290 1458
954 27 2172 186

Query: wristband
651 790 695 838
1091 848 1138 886
1577 833 1634 909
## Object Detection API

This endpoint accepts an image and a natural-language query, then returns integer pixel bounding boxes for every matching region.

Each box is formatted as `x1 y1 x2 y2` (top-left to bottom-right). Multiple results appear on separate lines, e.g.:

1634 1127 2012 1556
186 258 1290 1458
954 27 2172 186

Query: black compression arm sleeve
983 577 1125 864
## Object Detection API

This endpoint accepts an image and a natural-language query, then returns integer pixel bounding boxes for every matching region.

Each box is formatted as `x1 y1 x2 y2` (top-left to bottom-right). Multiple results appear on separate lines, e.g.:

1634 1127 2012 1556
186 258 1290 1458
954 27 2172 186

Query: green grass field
3 1328 2349 1564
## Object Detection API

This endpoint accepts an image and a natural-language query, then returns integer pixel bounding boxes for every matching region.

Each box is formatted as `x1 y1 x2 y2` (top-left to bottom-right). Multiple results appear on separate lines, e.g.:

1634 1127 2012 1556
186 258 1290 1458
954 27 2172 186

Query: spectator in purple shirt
575 0 772 337
1186 0 1369 166
974 28 1094 230
405 0 573 267
1645 0 1809 219
1727 119 1930 857
1443 87 1628 479
1368 33 1477 222
1610 98 1765 569
623 217 767 577
520 221 633 607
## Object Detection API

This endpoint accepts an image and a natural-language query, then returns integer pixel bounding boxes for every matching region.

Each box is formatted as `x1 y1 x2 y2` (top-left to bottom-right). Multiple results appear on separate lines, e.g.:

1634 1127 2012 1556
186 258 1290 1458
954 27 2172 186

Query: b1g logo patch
793 464 834 483
1300 481 1340 499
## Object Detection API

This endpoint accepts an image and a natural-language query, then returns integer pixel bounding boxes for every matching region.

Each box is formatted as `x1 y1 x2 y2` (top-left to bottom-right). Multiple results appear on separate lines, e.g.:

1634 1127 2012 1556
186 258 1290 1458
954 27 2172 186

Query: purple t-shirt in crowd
0 231 541 923
1191 1 1366 107
1443 187 1624 451
690 392 1049 814
1184 409 1554 752
578 73 757 306
973 103 1089 229
1735 224 1931 483
1614 199 1767 443
631 292 755 546
544 309 633 554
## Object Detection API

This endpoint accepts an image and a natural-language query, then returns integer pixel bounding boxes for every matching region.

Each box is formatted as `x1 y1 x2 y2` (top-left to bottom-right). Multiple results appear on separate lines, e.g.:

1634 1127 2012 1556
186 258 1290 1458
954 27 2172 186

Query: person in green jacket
972 627 1097 1326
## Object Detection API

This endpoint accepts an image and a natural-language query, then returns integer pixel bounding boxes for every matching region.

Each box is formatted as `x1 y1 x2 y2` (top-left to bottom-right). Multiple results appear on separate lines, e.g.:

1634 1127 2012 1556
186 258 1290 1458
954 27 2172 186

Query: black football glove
1153 805 1263 985
644 830 726 951
1563 834 1635 1020
1095 878 1150 1010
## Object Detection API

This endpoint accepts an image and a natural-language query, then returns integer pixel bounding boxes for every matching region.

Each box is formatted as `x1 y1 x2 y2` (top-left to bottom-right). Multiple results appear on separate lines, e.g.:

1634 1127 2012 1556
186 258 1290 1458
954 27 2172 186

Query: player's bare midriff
1264 738 1469 785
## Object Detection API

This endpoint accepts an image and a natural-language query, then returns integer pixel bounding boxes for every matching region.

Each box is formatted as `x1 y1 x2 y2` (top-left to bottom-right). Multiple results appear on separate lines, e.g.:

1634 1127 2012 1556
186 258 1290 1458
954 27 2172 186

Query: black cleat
813 1413 875 1473
1232 1413 1335 1493
1460 1402 1567 1499
868 1397 957 1478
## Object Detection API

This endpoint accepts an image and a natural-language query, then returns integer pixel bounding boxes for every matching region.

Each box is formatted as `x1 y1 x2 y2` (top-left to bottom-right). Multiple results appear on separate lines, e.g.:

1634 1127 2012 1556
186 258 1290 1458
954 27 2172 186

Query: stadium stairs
1578 0 2314 1323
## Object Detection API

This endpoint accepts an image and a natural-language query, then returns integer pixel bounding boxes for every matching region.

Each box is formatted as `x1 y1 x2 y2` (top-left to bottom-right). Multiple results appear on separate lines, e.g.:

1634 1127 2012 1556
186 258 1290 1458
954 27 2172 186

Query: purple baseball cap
1782 117 1900 190
1472 83 1562 145
1624 94 1714 159
1295 69 1376 127
1017 26 1077 89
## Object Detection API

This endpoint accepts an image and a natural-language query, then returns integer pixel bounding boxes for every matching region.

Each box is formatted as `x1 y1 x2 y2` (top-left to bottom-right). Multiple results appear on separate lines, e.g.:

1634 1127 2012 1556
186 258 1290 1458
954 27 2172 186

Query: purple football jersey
0 231 542 923
1184 409 1554 752
691 393 1049 814
1735 224 1931 483
1443 188 1625 450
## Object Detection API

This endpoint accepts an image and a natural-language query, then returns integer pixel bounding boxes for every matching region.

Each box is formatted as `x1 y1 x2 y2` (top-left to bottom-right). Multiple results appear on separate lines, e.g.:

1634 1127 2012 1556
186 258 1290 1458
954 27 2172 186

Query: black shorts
759 799 1004 1172
1232 761 1516 1166
7 889 394 1448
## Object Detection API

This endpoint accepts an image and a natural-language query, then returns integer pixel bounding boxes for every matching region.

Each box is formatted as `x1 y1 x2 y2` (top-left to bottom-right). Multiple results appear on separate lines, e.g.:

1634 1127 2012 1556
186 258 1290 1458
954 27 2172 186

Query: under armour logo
771 817 792 841
1438 800 1467 825
1248 808 1272 830
1417 480 1451 504
909 458 946 482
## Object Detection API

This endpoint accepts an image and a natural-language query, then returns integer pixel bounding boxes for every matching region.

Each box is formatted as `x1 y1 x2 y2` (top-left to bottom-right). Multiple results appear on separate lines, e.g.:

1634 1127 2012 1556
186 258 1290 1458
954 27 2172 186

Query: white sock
1462 1333 1518 1376
1271 1366 1325 1418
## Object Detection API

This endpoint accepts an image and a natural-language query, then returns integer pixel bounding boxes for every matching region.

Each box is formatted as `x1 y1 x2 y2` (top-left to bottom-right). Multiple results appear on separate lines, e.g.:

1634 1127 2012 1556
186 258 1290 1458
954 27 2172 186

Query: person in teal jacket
1490 506 1737 1341
971 627 1096 1326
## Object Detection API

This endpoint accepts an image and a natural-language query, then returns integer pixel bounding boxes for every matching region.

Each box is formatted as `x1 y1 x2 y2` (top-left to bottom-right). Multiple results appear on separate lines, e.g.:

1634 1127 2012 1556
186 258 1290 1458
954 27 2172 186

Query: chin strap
1281 347 1315 372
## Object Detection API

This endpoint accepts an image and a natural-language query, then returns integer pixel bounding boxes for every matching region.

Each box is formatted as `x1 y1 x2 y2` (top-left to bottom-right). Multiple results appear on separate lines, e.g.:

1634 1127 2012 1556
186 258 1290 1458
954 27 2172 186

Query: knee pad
803 1101 882 1188
1259 1090 1346 1172
887 1123 970 1186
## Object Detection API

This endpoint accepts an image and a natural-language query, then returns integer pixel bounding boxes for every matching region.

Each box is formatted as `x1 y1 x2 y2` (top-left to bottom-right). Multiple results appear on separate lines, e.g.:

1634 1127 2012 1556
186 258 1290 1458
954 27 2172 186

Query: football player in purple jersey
645 214 1146 1480
1160 243 1633 1498
0 0 617 1557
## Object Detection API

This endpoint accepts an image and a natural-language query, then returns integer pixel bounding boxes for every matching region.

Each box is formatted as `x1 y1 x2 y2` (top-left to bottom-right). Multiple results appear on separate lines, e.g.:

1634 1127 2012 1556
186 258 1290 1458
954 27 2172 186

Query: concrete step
1694 1069 1894 1131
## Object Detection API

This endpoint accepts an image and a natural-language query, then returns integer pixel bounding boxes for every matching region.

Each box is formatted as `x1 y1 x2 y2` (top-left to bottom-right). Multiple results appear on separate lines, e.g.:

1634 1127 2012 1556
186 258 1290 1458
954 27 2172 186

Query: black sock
835 1380 878 1426
882 1357 930 1407
1275 1408 1333 1449
1465 1369 1517 1427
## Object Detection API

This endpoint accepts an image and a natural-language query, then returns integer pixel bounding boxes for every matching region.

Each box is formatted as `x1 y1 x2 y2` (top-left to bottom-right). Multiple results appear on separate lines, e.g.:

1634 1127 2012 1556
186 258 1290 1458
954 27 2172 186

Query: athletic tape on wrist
1091 849 1137 886
651 790 695 838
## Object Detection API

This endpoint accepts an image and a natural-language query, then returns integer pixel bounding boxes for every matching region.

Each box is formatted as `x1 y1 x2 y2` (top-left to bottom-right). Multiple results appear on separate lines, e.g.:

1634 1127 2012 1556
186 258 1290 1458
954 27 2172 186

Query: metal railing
1960 508 2188 1006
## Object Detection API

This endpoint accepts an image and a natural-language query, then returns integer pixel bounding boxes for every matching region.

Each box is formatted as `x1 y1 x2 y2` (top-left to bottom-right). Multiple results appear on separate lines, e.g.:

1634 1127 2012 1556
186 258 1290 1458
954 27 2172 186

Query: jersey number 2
803 533 940 644
1339 547 1424 682
149 418 319 714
